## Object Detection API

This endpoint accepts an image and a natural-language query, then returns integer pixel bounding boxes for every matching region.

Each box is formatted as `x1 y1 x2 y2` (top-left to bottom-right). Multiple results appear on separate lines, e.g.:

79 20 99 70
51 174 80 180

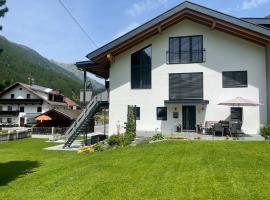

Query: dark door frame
182 105 196 131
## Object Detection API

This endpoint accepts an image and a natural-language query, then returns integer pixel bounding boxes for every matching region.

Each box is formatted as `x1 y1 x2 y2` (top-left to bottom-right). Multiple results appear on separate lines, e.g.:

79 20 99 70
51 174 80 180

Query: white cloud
113 22 140 39
126 0 168 17
241 0 268 10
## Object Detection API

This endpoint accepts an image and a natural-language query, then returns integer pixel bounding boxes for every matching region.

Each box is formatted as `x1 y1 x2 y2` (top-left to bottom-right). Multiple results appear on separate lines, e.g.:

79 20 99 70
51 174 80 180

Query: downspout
266 43 270 123
83 70 87 108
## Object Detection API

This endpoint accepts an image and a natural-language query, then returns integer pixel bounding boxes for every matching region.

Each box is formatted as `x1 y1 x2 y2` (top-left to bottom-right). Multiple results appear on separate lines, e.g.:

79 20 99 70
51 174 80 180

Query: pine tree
0 0 8 30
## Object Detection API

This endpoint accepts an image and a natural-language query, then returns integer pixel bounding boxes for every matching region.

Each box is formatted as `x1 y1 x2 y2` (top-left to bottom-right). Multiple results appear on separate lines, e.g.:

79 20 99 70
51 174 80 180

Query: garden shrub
151 132 164 141
108 135 124 146
123 131 135 146
260 124 270 139
93 140 111 152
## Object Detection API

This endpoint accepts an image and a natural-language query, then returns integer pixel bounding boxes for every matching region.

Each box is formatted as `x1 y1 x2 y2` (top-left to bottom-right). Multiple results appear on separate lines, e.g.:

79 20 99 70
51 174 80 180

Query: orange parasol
35 115 52 121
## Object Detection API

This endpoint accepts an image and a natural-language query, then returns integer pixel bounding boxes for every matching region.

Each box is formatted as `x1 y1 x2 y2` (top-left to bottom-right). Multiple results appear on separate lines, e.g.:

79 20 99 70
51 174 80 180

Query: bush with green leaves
260 124 270 139
108 135 123 146
151 132 164 141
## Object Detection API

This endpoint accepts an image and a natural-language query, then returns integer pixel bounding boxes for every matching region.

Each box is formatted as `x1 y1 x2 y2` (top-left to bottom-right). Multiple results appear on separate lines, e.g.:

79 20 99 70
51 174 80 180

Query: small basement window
157 107 167 120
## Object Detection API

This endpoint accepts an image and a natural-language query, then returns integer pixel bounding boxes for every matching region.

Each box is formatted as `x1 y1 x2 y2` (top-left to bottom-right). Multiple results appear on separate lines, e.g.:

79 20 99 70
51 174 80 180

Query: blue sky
1 0 270 64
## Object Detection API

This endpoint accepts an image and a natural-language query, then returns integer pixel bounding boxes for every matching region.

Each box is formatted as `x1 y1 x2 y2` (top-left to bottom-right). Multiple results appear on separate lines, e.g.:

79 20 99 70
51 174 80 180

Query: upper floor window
37 107 42 113
0 106 2 111
8 106 12 111
169 73 203 100
11 94 14 99
222 71 247 88
27 94 31 99
131 45 152 89
168 35 204 64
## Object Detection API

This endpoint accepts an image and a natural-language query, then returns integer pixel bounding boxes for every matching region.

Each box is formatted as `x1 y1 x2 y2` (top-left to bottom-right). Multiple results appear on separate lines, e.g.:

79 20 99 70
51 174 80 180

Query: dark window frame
157 107 167 121
168 35 204 64
19 106 24 112
169 72 204 100
27 94 31 99
8 106 12 111
37 107 42 113
131 45 152 89
134 106 140 120
7 118 12 123
222 71 248 88
11 94 15 99
231 107 243 122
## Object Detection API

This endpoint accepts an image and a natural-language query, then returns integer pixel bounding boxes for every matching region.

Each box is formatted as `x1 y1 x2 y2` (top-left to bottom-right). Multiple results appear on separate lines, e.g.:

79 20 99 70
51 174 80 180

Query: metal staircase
63 91 109 148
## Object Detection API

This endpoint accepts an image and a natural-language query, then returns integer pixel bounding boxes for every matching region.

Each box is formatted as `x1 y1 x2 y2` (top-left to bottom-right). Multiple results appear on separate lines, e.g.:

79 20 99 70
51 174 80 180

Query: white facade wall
109 20 267 135
0 86 51 125
1 85 40 99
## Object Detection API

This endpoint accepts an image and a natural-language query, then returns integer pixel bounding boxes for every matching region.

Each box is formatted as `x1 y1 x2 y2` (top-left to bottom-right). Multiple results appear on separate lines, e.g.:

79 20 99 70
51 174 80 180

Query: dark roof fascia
86 1 270 60
75 60 97 70
164 99 209 105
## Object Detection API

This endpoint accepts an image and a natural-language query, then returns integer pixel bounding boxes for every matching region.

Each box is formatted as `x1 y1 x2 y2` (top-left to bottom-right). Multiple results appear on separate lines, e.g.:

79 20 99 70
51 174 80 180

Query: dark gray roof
242 18 270 25
86 1 270 60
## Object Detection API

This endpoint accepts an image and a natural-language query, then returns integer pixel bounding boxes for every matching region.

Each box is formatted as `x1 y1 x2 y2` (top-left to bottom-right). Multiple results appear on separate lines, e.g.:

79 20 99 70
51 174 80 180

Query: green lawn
0 139 270 200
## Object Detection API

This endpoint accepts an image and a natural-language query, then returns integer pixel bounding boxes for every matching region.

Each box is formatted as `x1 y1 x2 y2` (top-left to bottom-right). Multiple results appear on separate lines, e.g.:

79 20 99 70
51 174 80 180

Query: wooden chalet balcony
0 99 43 104
0 110 20 117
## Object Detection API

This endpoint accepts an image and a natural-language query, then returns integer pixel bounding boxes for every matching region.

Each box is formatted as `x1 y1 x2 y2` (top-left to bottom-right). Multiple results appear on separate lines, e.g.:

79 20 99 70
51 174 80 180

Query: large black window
11 94 14 99
27 94 31 99
223 71 247 88
169 73 203 100
8 106 12 111
169 35 203 64
131 45 152 89
157 107 167 120
231 107 242 122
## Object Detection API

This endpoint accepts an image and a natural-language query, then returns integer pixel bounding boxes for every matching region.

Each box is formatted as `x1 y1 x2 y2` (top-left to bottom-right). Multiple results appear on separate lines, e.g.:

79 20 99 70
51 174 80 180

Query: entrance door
20 117 25 127
182 106 196 131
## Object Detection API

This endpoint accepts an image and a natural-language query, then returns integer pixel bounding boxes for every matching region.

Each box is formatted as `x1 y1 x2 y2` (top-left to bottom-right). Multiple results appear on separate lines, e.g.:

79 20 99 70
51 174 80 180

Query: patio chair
229 121 244 138
212 123 224 136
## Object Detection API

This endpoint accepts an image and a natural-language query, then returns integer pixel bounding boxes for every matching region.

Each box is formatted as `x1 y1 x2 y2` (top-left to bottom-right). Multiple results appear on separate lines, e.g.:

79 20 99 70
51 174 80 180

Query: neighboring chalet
0 82 78 127
64 1 270 147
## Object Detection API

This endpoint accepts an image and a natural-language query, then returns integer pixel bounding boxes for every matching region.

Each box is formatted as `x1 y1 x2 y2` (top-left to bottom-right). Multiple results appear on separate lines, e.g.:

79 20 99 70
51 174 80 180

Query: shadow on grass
0 160 40 186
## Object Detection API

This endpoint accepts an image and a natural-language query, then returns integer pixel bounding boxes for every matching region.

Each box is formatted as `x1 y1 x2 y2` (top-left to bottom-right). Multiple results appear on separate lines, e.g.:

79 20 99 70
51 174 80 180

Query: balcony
166 49 206 64
0 99 43 104
0 110 20 117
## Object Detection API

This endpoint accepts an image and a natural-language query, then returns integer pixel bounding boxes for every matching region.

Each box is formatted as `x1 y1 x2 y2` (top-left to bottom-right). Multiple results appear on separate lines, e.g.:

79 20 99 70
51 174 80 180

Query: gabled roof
86 1 270 60
35 108 81 120
64 97 79 107
78 1 270 79
0 82 66 106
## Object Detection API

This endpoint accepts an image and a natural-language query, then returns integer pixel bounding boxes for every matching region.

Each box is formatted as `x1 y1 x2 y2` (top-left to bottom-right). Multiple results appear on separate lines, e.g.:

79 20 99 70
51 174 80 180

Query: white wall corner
266 43 270 123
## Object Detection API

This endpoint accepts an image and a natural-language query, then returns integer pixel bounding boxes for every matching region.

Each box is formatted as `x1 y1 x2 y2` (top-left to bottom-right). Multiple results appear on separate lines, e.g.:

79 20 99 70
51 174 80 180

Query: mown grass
0 139 270 200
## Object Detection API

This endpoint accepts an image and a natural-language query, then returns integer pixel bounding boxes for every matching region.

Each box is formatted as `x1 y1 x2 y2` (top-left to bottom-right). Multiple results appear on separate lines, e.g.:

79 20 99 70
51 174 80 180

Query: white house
76 1 270 136
0 82 72 127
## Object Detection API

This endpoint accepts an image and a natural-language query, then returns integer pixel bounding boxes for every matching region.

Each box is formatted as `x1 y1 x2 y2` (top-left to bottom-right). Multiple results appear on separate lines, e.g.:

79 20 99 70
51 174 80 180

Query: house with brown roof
64 1 270 146
0 82 76 127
